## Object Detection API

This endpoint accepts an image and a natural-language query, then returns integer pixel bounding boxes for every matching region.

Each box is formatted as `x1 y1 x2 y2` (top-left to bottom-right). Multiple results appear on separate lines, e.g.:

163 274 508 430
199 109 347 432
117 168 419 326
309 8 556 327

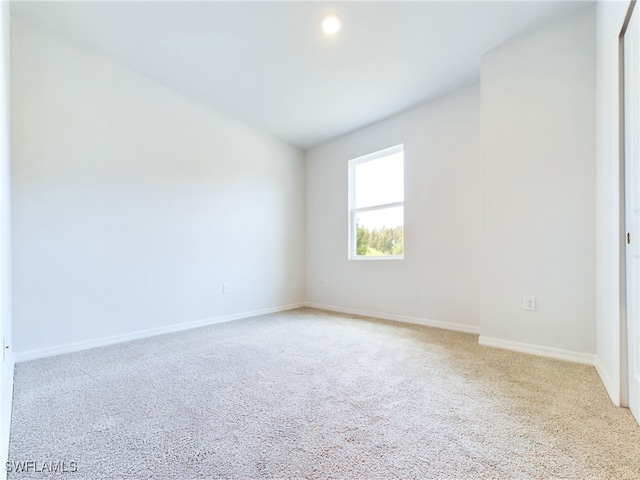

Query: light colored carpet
8 308 640 479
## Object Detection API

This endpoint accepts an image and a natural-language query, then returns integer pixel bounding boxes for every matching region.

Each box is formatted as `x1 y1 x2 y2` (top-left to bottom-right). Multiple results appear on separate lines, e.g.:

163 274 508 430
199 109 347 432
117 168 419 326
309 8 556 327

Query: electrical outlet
223 283 230 294
523 295 536 311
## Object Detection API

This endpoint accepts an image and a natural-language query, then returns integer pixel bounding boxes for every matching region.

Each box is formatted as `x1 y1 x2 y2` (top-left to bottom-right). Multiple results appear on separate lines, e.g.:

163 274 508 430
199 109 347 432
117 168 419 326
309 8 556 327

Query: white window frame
348 144 404 261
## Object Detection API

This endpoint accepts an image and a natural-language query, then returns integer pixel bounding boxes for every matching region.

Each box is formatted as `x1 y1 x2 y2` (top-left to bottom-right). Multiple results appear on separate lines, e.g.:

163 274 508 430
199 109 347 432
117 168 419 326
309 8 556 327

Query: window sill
349 256 404 261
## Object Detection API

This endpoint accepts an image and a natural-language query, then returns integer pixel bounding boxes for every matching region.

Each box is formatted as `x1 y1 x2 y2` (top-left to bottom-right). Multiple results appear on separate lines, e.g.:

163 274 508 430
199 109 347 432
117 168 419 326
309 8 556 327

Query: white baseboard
14 302 305 363
1 350 14 480
304 302 481 335
478 336 596 365
594 355 620 406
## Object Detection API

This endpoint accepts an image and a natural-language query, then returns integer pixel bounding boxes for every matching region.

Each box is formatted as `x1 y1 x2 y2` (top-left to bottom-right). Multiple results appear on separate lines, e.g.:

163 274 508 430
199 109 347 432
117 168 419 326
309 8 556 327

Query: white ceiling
11 1 591 150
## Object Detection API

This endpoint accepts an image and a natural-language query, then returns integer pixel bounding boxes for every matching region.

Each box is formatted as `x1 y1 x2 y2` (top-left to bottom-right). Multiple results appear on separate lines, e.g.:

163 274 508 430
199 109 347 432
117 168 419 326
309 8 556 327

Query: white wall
0 0 13 476
479 7 596 357
11 19 305 360
305 85 482 332
595 0 633 406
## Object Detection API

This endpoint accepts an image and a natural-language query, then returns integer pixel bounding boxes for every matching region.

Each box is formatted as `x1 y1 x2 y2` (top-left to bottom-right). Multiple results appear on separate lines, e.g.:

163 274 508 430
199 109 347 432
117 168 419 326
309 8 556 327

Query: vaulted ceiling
11 1 590 149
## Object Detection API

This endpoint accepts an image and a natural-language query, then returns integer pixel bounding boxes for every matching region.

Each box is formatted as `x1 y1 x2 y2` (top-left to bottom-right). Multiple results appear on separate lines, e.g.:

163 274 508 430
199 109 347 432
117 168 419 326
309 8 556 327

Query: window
348 144 404 259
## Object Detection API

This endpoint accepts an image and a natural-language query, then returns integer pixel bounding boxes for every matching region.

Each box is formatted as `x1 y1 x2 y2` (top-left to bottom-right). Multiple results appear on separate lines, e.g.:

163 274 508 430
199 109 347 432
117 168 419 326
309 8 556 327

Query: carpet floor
8 308 640 479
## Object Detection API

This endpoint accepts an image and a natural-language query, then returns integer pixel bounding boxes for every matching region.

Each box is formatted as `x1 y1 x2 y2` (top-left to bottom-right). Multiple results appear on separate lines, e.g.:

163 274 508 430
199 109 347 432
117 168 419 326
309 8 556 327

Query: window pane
355 206 404 257
354 152 404 208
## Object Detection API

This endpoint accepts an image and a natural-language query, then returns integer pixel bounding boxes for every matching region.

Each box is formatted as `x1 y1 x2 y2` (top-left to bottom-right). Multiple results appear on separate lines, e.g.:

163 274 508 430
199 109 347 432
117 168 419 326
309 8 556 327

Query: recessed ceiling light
322 14 341 35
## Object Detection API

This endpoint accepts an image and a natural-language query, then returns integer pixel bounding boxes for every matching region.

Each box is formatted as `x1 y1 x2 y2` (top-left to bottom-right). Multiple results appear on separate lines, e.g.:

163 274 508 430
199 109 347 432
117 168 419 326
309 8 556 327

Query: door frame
620 0 638 410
